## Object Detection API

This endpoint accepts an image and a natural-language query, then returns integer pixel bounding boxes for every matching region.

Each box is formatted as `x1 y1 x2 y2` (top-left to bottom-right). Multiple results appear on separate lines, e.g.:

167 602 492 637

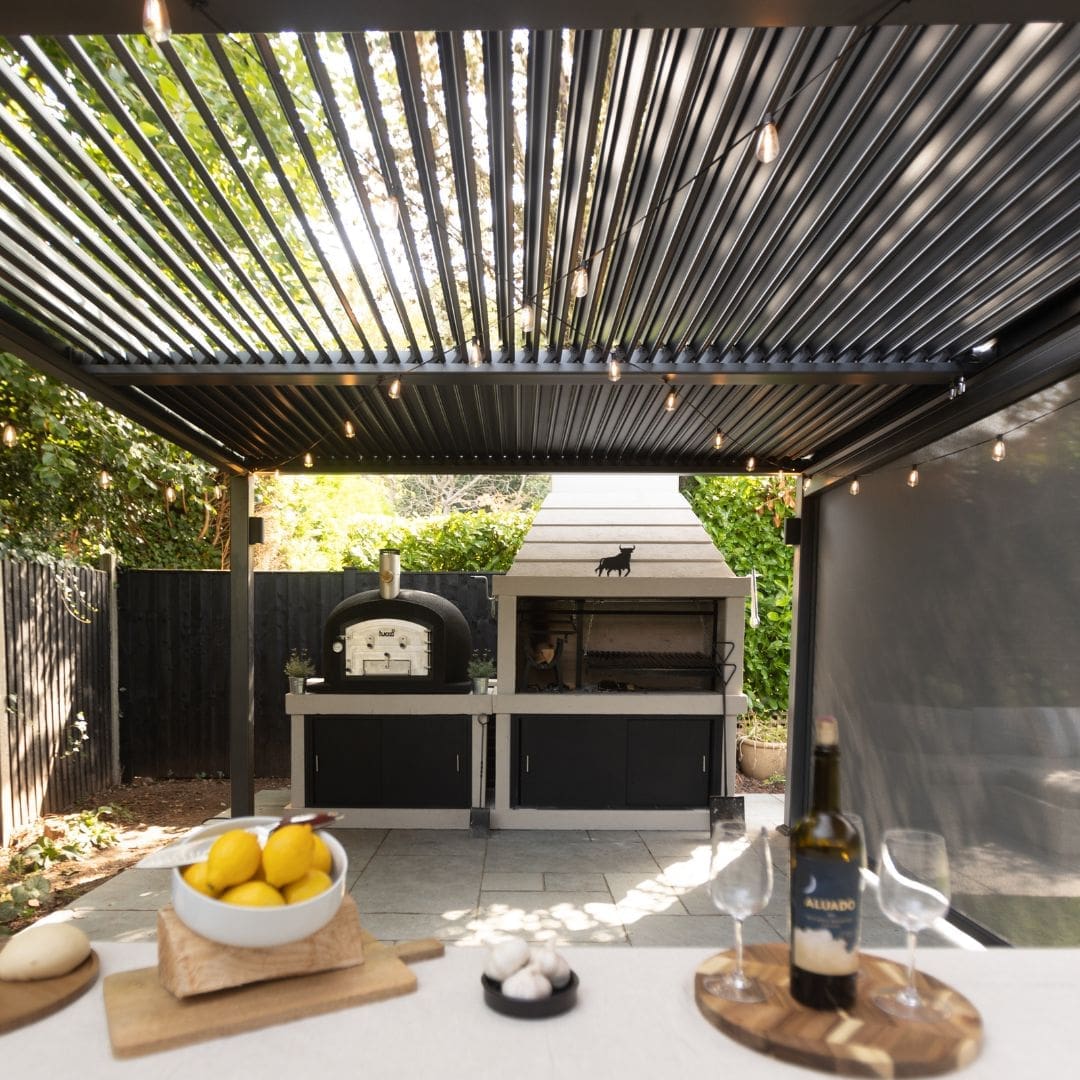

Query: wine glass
703 822 774 1003
873 829 951 1021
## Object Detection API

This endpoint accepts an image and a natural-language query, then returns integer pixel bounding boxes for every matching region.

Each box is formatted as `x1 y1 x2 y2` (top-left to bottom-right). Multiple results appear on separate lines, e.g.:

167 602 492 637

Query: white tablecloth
4 944 1078 1078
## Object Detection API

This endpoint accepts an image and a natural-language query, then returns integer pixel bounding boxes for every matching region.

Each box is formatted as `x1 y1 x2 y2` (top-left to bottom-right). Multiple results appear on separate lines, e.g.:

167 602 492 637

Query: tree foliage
683 475 797 719
0 352 224 567
342 509 534 572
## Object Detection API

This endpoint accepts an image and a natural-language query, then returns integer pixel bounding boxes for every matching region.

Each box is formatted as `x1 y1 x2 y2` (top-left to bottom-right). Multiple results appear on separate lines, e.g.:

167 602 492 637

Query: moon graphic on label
802 875 817 895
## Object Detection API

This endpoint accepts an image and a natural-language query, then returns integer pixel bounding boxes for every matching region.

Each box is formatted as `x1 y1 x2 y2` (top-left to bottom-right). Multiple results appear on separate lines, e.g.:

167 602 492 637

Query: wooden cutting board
0 947 100 1034
103 929 440 1058
695 944 982 1077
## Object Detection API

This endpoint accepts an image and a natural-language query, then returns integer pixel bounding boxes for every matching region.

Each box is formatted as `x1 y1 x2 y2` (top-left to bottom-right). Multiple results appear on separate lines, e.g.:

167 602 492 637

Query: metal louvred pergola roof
0 5 1078 483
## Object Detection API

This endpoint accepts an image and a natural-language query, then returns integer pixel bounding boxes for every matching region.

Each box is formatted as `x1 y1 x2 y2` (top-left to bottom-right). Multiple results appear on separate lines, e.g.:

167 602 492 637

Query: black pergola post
229 473 255 817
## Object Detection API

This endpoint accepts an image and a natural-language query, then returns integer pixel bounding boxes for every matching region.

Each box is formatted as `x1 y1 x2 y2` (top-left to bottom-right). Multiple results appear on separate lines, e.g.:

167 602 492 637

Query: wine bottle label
791 854 860 976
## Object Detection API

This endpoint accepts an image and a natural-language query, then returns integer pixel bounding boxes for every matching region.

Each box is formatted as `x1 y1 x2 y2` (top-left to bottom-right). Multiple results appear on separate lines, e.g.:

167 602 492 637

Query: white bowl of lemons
170 816 347 948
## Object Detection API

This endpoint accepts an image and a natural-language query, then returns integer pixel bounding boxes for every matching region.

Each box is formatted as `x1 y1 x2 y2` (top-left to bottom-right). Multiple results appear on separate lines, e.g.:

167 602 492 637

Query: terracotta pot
737 737 787 781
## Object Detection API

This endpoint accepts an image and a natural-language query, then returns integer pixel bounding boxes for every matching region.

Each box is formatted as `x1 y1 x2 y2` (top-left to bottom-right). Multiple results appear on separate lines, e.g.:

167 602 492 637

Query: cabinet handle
455 753 461 773
525 754 530 773
315 755 319 773
702 755 706 773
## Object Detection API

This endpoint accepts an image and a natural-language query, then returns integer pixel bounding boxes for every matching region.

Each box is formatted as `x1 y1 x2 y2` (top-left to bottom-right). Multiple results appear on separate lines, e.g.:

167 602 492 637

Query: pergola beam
80 355 965 386
0 315 249 472
5 2 1079 37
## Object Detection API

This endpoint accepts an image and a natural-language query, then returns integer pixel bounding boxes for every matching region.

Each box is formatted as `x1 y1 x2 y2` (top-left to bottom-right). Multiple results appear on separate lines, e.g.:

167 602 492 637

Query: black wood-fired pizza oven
316 550 472 693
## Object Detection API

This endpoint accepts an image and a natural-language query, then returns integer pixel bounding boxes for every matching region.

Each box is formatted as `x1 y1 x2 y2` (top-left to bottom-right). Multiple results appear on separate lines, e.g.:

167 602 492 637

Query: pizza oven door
340 617 432 678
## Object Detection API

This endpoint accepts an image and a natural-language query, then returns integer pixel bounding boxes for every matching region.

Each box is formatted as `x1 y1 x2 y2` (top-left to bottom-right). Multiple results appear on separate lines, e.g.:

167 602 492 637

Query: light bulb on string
849 477 860 496
303 452 314 469
664 387 678 412
2 422 16 447
907 465 920 488
713 429 724 451
213 485 222 500
467 339 483 367
164 483 177 504
571 265 589 299
98 469 112 490
142 0 171 44
608 355 622 383
387 377 402 401
992 436 1006 462
344 419 355 439
755 115 779 164
520 303 534 333
746 456 757 472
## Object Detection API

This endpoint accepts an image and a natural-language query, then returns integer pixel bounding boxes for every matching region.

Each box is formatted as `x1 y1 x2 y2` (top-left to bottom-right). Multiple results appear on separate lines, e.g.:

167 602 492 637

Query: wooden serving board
695 944 982 1078
0 947 100 1034
157 898 368 997
103 928 441 1058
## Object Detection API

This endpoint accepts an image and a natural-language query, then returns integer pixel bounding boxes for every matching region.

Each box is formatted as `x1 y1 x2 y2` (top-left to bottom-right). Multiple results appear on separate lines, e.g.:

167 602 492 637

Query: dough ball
0 923 91 981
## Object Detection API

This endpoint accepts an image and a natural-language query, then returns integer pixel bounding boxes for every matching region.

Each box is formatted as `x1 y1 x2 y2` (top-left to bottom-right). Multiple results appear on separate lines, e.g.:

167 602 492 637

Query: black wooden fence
0 558 116 845
118 571 496 779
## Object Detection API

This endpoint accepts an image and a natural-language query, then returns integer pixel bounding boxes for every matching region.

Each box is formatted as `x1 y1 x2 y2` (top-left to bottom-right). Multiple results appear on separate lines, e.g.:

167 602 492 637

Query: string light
213 484 222 500
344 419 356 438
713 429 724 451
746 456 757 472
142 0 171 44
992 436 1006 462
608 355 622 383
374 195 400 231
98 469 112 490
467 339 483 367
520 304 534 333
164 483 177 503
755 115 780 164
849 477 860 495
2 422 15 447
664 386 678 412
387 377 402 400
571 265 589 299
303 452 314 468
907 465 920 488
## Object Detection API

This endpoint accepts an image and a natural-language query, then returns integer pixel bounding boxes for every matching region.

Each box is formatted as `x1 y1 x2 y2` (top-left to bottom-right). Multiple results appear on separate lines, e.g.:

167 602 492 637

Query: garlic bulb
501 966 553 1001
531 945 572 989
483 937 531 982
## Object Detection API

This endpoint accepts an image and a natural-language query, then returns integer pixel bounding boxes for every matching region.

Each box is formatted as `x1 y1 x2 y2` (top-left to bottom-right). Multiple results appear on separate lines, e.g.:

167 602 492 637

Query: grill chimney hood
494 474 750 601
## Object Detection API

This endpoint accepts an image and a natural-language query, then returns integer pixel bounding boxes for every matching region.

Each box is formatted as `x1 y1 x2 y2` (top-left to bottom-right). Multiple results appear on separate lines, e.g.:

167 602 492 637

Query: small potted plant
468 650 496 694
736 710 788 782
284 648 316 694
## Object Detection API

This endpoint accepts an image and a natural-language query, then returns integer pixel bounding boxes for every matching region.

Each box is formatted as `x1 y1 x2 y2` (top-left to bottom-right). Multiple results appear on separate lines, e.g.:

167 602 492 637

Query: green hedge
341 509 534 572
683 475 797 719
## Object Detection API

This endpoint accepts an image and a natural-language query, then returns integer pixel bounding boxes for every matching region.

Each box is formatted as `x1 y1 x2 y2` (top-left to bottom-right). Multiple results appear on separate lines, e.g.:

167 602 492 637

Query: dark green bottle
789 716 862 1010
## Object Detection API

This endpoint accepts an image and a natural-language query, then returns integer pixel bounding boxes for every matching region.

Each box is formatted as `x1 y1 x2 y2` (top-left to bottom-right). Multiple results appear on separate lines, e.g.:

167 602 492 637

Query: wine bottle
789 715 863 1010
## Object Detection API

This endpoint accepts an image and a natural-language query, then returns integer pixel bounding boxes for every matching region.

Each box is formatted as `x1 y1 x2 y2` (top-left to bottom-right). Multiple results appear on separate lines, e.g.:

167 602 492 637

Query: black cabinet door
626 718 709 807
382 716 470 808
311 716 381 806
518 714 626 808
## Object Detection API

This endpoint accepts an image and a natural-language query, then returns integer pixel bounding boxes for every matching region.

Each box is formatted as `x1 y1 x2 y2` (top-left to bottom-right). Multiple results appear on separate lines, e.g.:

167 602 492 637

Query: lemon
206 829 263 892
219 880 285 907
310 833 333 875
282 868 333 904
181 861 217 897
261 824 315 888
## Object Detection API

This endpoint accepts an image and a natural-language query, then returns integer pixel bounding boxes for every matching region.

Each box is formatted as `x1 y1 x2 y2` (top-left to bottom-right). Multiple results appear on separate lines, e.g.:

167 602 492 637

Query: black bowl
481 971 579 1018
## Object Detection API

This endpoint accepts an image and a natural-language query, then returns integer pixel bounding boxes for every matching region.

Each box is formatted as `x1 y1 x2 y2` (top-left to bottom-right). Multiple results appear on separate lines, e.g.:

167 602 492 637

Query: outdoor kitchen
287 474 751 830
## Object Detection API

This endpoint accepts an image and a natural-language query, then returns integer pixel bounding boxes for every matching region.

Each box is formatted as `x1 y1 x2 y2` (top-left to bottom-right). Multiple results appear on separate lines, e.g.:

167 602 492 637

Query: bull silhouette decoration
595 545 635 576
